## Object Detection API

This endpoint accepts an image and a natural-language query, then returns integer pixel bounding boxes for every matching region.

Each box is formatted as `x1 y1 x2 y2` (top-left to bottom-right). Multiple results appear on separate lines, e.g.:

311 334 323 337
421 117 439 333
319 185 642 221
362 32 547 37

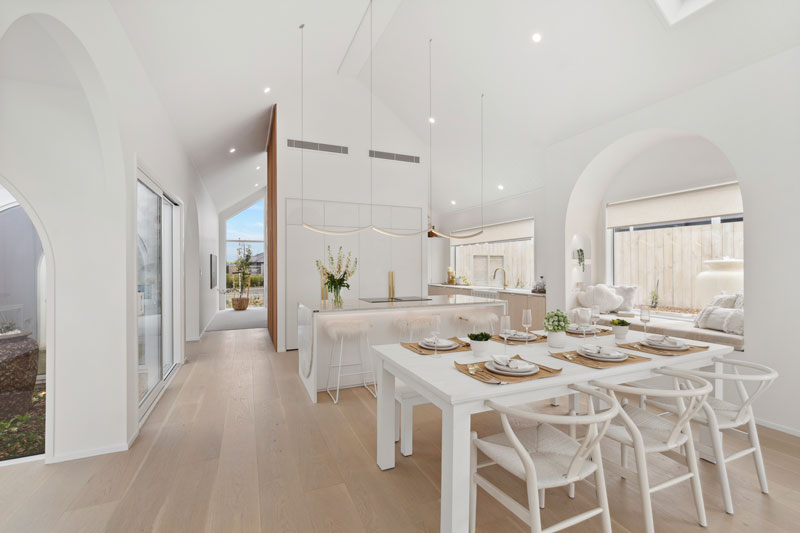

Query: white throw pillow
577 284 624 314
695 305 744 335
707 292 737 308
613 285 638 312
734 291 744 310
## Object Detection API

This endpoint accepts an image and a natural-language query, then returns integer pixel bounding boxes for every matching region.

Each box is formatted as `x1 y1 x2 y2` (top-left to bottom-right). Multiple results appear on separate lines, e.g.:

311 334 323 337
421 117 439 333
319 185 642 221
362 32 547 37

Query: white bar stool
324 319 376 404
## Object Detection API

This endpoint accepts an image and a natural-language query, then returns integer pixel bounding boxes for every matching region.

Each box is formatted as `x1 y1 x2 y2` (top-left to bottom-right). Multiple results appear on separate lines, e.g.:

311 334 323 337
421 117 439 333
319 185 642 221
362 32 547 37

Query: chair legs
684 432 708 527
748 417 769 494
592 446 613 533
326 333 375 404
632 444 655 533
709 425 735 514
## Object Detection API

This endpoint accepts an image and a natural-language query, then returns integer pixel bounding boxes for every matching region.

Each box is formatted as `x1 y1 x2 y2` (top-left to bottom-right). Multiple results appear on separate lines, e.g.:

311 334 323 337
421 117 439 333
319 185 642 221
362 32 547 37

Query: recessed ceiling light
497 184 504 190
429 117 436 124
229 147 236 153
532 32 542 43
255 183 259 187
450 200 456 205
256 166 261 170
264 87 271 93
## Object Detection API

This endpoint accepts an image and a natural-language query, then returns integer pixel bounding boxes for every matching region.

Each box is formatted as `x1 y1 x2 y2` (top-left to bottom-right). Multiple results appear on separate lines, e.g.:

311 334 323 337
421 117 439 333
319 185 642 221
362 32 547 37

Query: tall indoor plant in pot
316 246 358 307
231 241 253 311
544 310 569 348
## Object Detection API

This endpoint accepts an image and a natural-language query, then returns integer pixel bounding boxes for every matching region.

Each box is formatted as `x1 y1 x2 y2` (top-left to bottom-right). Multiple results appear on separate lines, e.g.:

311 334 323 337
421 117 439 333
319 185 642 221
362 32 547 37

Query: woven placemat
490 334 547 345
566 328 614 338
401 337 472 356
454 355 562 384
617 342 709 356
549 350 650 369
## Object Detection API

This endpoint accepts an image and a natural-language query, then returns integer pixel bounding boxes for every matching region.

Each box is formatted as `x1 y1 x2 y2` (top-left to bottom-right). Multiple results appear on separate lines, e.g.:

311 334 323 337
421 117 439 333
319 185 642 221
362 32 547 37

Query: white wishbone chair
649 357 778 514
591 369 712 533
470 384 619 533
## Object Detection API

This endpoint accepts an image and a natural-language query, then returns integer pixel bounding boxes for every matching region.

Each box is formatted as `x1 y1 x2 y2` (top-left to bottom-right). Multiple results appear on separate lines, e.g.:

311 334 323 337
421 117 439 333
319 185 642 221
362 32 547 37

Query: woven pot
231 297 250 311
0 332 39 419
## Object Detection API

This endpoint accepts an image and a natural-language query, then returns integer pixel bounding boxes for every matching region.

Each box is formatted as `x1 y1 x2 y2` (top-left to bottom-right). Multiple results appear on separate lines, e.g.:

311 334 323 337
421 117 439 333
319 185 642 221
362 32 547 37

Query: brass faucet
493 267 508 289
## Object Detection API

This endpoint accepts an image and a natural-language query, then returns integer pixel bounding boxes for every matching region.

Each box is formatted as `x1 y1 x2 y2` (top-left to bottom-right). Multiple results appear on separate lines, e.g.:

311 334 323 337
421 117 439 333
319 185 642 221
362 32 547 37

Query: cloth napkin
581 344 623 357
646 334 682 347
491 355 535 371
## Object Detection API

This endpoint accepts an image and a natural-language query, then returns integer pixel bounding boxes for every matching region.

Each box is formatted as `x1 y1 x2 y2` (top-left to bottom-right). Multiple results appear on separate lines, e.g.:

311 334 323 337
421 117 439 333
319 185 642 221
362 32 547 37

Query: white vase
471 340 491 358
695 258 743 308
547 330 567 349
612 325 629 342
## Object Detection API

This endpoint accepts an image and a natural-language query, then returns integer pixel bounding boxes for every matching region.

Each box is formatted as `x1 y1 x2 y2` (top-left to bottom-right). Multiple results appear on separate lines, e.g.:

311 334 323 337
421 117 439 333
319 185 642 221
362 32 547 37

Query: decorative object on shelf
468 332 492 357
320 271 328 301
532 275 546 294
388 271 396 299
231 241 253 310
610 318 631 341
0 330 38 419
447 266 456 285
544 309 570 348
650 280 660 308
577 248 585 272
316 246 358 307
695 258 743 308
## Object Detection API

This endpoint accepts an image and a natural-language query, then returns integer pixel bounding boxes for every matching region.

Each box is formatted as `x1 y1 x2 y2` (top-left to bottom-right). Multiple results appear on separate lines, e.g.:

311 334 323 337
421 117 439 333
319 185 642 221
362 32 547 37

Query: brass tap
493 267 508 289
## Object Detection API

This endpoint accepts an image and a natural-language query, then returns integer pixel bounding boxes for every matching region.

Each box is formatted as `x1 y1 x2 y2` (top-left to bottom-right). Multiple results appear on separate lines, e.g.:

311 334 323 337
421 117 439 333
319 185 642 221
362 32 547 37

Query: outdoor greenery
544 310 570 332
610 318 631 326
232 242 253 299
467 332 492 342
0 388 45 461
650 280 660 308
227 273 263 288
0 322 18 334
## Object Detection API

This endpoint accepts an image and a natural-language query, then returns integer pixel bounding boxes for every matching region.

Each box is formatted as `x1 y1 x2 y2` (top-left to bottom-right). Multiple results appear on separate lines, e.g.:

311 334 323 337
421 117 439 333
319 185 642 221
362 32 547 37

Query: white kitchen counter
297 295 506 402
428 283 546 297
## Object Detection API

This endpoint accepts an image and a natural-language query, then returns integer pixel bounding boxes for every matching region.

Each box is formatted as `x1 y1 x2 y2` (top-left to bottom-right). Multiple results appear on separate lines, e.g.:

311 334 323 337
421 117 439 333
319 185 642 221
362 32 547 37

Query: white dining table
372 330 733 533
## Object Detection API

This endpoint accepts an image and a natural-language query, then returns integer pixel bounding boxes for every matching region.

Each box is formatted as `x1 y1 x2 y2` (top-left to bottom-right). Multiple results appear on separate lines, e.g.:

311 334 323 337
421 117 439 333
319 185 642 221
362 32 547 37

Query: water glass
640 305 650 337
431 315 442 358
500 315 511 354
591 305 600 339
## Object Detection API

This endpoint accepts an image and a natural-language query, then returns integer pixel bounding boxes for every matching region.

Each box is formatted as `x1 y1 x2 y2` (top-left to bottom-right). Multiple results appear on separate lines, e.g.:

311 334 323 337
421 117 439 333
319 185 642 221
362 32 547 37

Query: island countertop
300 294 503 314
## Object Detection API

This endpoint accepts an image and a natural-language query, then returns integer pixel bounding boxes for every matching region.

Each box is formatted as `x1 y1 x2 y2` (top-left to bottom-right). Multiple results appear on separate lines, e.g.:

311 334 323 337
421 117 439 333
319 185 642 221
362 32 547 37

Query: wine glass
640 305 651 338
500 315 511 354
591 305 600 339
431 315 442 358
521 309 533 345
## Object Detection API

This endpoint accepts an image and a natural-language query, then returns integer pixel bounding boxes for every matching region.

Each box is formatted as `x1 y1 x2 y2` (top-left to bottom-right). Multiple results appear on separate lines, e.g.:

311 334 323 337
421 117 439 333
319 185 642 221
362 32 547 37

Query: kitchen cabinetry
427 284 546 331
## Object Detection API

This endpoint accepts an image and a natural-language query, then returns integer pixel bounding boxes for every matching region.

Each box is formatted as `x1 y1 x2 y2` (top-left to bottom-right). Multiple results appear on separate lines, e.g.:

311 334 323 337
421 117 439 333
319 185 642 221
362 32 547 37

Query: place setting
618 334 709 356
455 354 562 384
550 343 650 369
401 336 471 356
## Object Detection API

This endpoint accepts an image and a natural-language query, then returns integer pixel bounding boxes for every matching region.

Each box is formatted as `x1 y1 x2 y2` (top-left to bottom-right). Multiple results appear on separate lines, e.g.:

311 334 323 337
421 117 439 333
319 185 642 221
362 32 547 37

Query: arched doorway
564 130 743 315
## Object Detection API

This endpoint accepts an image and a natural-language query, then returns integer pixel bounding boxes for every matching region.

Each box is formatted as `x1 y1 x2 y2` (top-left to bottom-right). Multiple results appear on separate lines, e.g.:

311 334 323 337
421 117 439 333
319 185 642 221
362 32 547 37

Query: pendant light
299 21 372 235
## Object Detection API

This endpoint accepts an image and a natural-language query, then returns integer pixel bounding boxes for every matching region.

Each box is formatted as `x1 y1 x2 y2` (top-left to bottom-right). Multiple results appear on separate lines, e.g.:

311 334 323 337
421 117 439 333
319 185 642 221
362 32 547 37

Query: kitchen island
297 295 506 402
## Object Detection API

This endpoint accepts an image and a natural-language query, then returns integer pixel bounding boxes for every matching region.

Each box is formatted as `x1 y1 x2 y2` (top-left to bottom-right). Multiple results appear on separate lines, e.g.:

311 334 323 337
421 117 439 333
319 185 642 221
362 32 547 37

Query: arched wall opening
564 129 743 313
0 13 128 461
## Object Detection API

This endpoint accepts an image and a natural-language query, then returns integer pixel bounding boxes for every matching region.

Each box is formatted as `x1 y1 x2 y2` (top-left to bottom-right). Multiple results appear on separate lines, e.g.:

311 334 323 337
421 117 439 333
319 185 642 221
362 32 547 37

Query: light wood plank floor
0 328 798 532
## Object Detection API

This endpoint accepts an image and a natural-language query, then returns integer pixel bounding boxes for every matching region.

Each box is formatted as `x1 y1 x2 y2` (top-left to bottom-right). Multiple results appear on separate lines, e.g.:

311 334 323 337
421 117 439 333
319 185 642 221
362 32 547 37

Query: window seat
598 313 744 351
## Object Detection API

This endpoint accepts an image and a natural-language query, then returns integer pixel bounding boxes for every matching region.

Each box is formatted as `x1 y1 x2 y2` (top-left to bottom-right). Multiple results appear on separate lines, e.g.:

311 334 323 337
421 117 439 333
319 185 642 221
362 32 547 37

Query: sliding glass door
137 176 179 415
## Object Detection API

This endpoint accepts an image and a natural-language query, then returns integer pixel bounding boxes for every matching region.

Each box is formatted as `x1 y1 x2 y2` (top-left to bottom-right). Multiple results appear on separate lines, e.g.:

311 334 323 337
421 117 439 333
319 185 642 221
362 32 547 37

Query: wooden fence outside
613 221 743 311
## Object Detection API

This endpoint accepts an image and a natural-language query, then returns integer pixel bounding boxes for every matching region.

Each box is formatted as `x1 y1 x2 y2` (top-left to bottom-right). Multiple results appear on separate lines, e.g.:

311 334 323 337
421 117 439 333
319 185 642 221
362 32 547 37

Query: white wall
0 3 219 461
542 46 800 435
276 74 429 351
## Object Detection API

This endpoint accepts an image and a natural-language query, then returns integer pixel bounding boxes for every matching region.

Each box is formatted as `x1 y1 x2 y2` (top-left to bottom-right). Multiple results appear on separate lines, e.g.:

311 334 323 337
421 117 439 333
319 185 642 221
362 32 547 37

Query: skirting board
47 442 129 464
756 417 800 438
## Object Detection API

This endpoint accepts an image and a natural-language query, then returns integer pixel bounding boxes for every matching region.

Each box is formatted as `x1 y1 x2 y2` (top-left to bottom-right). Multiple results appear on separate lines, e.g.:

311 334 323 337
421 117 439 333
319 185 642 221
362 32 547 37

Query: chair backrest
486 384 619 482
471 288 500 300
592 370 712 448
682 357 778 427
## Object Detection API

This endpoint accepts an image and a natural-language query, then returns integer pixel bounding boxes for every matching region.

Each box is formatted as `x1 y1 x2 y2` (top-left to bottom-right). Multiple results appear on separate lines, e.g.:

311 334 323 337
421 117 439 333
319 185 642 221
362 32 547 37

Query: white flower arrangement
544 309 570 332
316 246 358 304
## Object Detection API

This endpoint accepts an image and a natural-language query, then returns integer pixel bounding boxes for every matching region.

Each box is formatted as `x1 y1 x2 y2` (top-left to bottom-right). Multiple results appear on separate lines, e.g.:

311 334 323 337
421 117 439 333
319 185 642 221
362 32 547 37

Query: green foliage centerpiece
316 246 358 306
544 309 570 349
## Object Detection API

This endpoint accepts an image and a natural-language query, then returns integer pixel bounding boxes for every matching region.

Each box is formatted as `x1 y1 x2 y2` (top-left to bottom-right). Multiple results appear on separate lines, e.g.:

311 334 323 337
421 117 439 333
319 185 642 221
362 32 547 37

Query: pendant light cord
481 93 484 230
300 23 305 225
428 38 433 230
369 0 374 227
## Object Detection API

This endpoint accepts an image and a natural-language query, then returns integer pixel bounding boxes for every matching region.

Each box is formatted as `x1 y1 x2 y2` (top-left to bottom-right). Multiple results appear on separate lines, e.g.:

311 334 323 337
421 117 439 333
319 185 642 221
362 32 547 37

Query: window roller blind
606 183 742 229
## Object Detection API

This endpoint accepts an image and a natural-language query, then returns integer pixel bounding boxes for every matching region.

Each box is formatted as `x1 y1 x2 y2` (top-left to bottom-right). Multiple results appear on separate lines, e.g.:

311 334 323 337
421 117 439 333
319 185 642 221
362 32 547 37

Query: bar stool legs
325 328 376 405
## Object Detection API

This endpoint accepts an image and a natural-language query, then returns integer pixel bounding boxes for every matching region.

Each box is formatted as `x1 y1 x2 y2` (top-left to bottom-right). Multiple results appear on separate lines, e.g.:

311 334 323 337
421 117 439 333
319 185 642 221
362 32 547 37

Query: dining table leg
376 356 396 471
440 404 472 533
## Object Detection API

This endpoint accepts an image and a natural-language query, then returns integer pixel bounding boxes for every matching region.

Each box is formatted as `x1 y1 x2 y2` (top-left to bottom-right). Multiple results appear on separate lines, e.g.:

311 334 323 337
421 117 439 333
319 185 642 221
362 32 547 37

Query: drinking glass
640 305 650 337
431 315 442 358
591 305 600 339
521 309 533 345
500 315 511 354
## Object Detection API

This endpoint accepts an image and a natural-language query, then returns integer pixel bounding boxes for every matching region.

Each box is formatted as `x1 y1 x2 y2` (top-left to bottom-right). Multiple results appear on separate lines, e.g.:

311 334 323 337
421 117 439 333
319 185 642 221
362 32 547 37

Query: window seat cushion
598 313 744 351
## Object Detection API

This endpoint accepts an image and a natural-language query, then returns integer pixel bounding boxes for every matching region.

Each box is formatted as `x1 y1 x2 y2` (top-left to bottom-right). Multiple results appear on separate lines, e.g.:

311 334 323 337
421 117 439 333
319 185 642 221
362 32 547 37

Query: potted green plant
576 248 585 272
231 241 253 310
316 246 358 306
544 309 570 348
467 332 492 358
650 280 660 308
610 318 631 341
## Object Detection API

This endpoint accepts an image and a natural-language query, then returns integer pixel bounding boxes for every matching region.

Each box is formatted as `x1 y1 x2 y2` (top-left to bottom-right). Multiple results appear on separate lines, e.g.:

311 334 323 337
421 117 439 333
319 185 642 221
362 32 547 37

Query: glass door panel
161 199 174 376
137 181 162 404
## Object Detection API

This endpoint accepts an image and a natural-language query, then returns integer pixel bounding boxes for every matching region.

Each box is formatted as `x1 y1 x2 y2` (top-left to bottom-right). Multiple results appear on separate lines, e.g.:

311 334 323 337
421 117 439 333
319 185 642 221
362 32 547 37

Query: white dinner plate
485 361 539 376
420 339 459 351
500 332 537 341
567 325 596 334
642 339 689 351
577 347 628 362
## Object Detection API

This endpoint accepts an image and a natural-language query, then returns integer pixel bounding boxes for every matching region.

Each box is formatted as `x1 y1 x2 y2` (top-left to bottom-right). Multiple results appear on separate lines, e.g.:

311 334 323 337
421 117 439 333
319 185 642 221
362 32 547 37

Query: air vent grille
287 139 349 154
369 150 420 164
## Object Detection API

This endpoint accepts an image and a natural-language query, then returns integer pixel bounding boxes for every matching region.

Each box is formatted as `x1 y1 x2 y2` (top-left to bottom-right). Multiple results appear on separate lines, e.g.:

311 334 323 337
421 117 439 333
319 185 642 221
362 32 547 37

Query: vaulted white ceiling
109 0 800 215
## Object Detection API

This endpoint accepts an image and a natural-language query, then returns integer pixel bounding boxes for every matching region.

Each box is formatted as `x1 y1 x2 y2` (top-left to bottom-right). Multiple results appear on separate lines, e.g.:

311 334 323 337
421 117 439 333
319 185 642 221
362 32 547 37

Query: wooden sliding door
267 105 278 350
